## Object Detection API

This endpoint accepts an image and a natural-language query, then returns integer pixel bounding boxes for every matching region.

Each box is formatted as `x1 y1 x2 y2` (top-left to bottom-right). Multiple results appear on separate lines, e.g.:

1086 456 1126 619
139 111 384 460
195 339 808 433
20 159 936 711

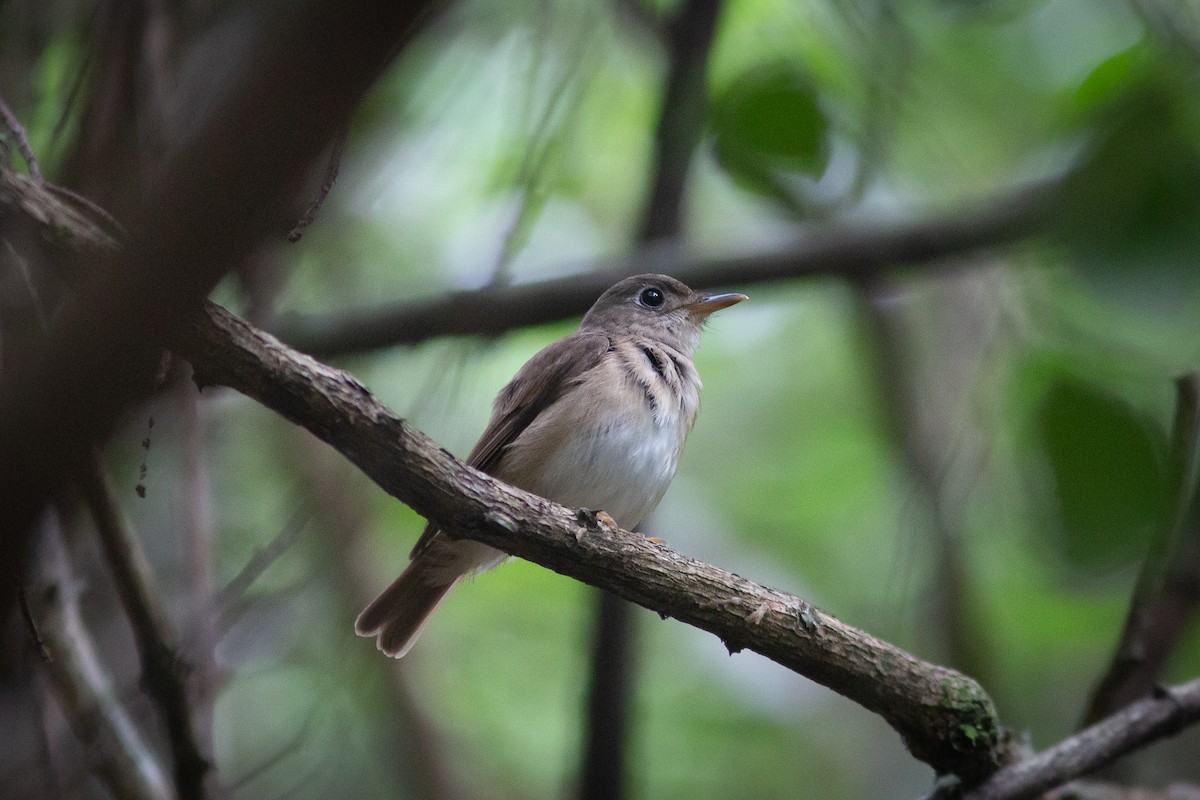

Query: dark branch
33 516 174 800
288 127 347 243
580 590 637 800
77 453 210 800
0 0 437 609
0 97 45 183
276 177 1059 358
215 511 308 632
1082 373 1200 724
581 3 724 795
173 299 1010 783
963 679 1200 800
636 0 722 242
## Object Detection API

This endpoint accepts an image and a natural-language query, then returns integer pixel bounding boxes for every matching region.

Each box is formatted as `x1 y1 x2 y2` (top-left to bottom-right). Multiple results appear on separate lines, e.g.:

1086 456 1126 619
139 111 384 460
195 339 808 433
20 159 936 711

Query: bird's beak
685 291 747 318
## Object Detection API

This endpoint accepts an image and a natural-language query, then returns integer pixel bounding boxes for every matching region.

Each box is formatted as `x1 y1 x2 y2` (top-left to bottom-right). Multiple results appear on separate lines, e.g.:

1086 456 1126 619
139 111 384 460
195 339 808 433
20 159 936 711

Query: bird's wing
410 331 612 559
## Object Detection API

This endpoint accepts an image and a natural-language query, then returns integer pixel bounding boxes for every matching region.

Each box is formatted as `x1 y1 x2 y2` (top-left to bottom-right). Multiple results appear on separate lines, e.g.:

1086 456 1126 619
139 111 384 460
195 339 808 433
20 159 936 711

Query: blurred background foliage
4 0 1200 798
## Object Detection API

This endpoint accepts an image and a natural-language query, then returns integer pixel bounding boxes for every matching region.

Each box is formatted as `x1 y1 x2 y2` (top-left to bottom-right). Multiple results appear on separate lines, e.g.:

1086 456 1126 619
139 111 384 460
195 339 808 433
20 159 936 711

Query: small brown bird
355 274 745 657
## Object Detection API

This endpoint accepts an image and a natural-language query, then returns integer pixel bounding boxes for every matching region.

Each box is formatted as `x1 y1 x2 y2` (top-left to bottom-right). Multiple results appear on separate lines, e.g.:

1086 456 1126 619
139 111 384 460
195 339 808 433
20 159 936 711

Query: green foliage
209 0 1200 793
1035 376 1167 570
234 0 1200 784
1055 53 1200 305
711 63 831 203
19 0 1200 796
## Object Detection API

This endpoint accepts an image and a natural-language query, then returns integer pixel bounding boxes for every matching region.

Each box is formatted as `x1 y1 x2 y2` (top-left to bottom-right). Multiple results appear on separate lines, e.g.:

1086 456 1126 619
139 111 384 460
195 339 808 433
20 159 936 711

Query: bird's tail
355 563 456 658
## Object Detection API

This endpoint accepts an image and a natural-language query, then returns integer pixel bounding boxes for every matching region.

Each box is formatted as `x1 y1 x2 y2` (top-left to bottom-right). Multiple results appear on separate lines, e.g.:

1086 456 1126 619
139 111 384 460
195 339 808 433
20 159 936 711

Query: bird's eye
638 287 665 308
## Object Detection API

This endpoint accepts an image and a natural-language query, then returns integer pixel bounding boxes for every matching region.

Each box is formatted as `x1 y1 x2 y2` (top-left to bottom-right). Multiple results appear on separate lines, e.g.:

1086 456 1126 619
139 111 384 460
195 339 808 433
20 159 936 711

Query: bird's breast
497 342 700 530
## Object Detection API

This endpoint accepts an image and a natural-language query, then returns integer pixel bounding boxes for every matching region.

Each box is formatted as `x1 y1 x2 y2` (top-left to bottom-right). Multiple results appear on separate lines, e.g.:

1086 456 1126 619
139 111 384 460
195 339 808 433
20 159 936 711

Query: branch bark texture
965 679 1200 800
174 300 1008 782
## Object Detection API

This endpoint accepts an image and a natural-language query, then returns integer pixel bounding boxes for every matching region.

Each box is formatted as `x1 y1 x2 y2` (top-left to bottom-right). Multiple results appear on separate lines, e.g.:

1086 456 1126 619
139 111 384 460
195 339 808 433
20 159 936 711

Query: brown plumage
355 274 745 657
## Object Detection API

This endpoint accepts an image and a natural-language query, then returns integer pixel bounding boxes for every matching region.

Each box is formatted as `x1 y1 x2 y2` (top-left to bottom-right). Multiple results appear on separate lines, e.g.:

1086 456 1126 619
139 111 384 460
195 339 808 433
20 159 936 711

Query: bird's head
579 274 746 354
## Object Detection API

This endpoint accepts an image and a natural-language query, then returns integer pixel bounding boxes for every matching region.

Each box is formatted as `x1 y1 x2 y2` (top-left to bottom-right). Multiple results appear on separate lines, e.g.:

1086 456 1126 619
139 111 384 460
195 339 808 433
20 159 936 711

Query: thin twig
963 679 1200 800
0 97 45 183
225 704 317 791
215 510 308 632
855 274 992 680
43 182 131 241
34 513 175 800
49 18 95 158
485 0 606 289
287 128 347 242
77 452 210 800
0 166 124 254
17 581 51 663
177 371 219 763
1082 373 1200 725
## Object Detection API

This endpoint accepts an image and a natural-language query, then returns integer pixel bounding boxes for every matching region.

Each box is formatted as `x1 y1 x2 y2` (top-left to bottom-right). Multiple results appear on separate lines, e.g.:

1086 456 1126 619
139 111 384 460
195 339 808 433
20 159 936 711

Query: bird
355 273 745 657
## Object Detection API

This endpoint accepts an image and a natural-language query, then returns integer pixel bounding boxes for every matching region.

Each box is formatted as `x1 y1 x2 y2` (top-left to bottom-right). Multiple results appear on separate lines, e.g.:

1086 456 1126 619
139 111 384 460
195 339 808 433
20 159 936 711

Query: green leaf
1071 44 1149 117
1054 66 1200 308
711 63 830 200
1036 378 1166 570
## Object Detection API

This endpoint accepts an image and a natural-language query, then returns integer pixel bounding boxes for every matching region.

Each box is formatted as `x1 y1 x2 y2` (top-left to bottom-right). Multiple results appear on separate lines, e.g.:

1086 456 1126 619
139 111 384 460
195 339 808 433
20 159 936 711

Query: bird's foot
574 508 618 542
575 508 617 528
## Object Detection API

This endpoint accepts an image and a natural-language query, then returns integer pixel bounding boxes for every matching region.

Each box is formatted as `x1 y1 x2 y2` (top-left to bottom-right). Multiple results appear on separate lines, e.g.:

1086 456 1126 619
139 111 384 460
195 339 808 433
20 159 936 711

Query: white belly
496 358 696 530
523 410 682 529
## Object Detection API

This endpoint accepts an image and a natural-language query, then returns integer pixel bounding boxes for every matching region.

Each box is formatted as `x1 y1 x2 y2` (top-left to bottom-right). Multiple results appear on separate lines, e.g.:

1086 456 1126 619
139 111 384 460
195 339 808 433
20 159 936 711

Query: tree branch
77 452 210 800
176 373 219 761
961 679 1200 800
636 0 722 242
214 512 307 633
0 0 437 607
33 514 175 800
581 2 724 795
0 96 45 183
173 299 1010 783
292 432 461 800
287 127 347 243
0 165 122 253
580 589 637 800
1083 373 1200 724
1048 781 1200 799
276 177 1059 358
